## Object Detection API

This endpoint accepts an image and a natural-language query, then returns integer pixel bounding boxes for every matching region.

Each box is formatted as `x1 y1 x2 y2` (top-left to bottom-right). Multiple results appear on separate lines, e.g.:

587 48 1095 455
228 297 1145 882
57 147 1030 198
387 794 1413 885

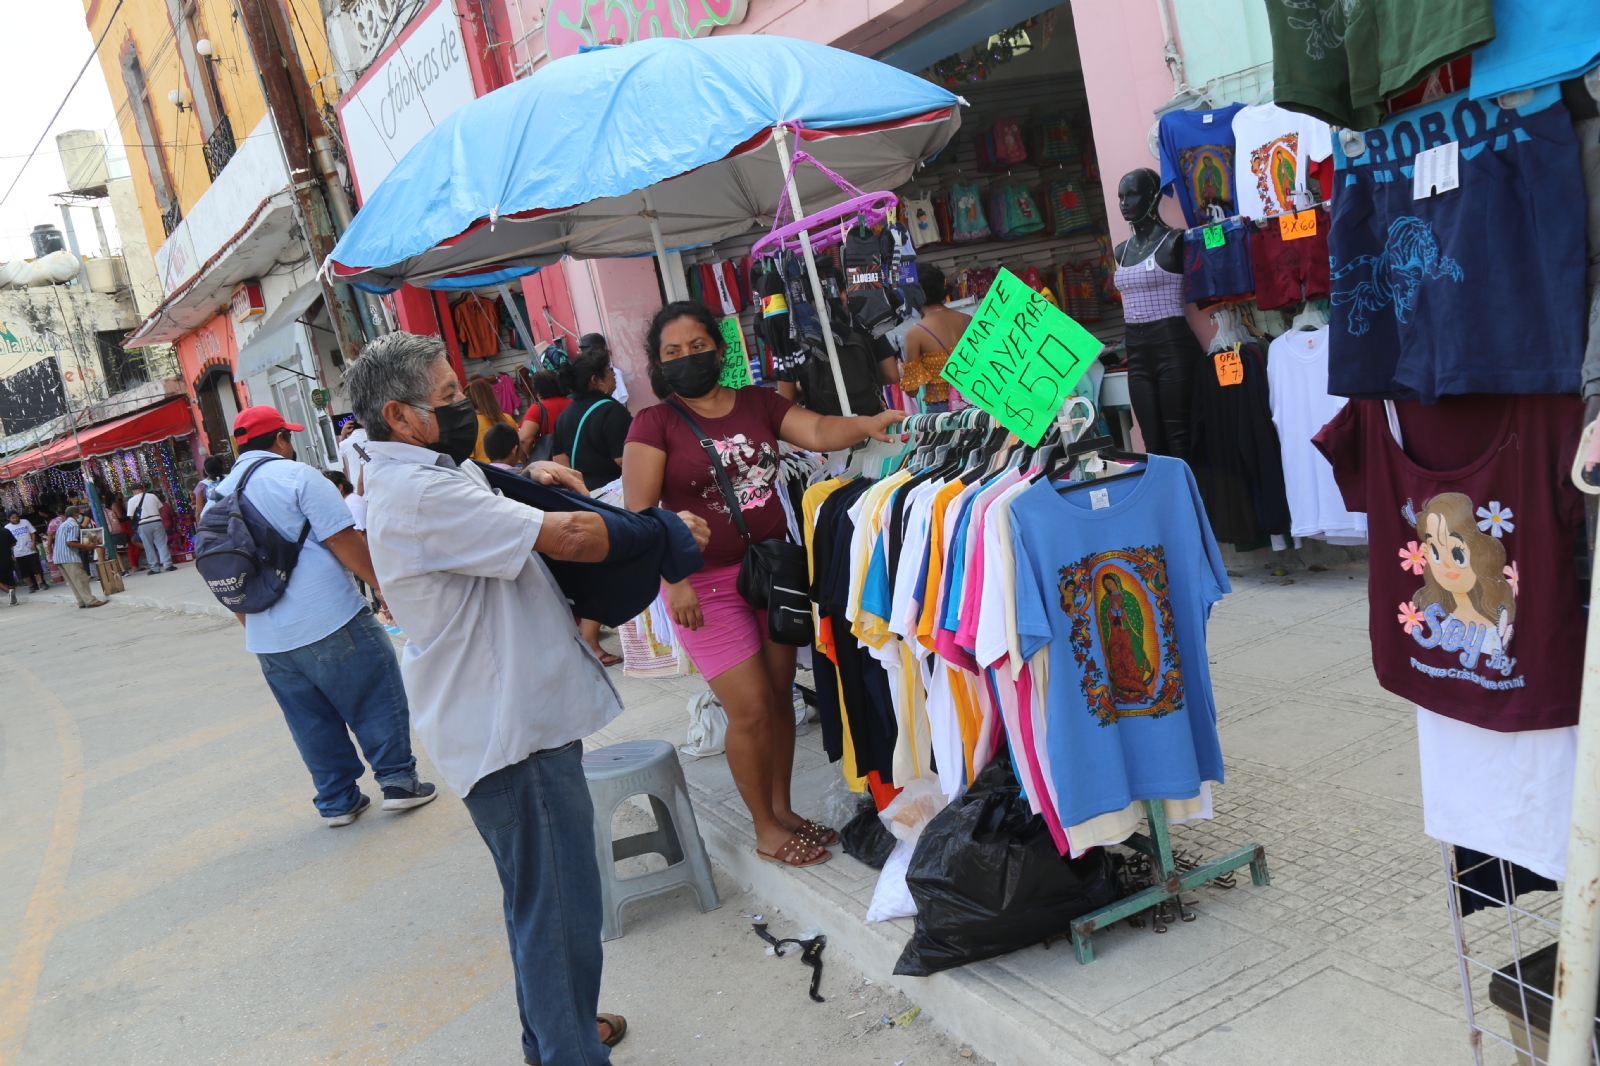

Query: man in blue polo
210 405 436 826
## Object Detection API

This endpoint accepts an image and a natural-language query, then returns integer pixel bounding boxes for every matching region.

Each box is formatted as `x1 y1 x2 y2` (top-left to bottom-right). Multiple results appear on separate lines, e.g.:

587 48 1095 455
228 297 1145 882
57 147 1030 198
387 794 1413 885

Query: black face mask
425 398 480 464
659 349 723 399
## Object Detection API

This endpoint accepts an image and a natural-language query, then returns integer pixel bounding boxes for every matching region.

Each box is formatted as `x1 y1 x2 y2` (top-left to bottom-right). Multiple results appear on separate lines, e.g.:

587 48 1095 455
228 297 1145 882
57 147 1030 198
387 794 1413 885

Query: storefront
178 311 244 461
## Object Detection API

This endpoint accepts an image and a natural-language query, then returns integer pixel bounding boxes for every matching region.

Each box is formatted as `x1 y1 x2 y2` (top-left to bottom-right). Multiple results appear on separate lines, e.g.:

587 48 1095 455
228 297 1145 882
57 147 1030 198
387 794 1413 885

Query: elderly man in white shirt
345 332 707 1066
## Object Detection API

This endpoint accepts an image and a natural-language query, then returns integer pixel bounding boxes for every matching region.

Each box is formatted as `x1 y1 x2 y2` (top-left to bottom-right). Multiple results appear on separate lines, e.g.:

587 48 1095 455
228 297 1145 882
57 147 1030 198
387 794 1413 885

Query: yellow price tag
1278 209 1317 241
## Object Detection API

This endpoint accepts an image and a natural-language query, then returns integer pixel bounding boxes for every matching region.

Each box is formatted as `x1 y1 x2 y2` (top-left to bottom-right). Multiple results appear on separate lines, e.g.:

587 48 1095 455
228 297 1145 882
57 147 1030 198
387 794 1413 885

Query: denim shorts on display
1182 219 1254 307
674 563 769 680
1249 208 1331 311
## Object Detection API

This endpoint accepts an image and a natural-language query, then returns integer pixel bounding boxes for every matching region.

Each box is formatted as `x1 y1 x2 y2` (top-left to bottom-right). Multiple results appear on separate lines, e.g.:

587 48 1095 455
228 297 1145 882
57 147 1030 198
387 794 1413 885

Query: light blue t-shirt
1469 0 1600 100
1011 457 1230 826
208 451 364 655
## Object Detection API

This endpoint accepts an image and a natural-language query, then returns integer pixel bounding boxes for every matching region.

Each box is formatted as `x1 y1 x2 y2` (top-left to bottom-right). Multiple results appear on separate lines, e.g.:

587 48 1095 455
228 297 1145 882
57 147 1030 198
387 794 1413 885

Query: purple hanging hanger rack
751 147 898 259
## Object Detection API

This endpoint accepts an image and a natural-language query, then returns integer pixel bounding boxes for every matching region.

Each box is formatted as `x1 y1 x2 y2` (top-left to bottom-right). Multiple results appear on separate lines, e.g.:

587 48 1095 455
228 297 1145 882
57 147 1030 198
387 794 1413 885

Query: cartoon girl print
699 433 779 516
1396 492 1517 676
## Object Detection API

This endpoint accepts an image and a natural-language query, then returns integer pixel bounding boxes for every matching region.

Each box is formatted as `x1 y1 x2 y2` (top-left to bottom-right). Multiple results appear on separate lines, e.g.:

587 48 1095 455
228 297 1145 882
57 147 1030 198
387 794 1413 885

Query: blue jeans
462 741 610 1066
137 520 171 569
258 609 419 816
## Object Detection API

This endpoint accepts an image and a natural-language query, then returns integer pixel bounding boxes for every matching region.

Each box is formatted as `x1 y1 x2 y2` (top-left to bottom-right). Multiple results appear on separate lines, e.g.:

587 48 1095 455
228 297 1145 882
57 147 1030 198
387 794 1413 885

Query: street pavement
0 569 987 1066
1 553 1543 1065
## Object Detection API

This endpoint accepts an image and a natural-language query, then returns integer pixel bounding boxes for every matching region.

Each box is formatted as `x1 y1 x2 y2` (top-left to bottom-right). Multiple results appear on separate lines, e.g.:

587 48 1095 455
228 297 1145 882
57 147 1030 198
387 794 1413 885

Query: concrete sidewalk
30 551 1536 1066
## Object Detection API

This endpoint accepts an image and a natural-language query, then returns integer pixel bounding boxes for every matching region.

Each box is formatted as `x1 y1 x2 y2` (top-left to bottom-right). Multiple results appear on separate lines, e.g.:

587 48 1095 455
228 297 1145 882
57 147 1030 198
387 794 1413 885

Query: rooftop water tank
30 224 64 258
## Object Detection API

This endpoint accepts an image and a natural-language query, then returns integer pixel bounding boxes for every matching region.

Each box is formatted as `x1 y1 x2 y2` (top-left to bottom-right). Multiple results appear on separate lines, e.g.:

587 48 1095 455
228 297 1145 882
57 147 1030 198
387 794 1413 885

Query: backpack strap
664 399 751 545
570 397 615 469
236 455 312 546
530 396 549 437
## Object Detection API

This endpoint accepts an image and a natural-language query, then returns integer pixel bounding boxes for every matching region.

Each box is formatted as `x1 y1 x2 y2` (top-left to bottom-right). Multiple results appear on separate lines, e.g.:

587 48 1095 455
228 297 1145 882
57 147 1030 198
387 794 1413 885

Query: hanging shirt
1469 0 1600 100
1266 327 1367 543
1011 458 1230 826
1326 86 1587 402
1229 104 1332 220
1314 395 1586 732
1157 103 1245 227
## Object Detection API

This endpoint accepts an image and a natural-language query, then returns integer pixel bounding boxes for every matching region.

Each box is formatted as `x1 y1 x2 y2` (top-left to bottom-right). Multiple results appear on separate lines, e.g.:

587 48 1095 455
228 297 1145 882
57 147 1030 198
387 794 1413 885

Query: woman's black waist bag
665 400 814 647
476 461 702 627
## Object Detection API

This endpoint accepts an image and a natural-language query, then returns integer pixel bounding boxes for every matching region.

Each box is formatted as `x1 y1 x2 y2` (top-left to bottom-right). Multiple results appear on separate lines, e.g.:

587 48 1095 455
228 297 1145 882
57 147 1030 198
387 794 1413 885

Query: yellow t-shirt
471 412 517 463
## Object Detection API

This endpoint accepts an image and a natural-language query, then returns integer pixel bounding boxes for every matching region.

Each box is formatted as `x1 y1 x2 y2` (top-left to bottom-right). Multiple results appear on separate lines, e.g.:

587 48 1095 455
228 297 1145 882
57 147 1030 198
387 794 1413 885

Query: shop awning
0 398 195 481
234 283 324 381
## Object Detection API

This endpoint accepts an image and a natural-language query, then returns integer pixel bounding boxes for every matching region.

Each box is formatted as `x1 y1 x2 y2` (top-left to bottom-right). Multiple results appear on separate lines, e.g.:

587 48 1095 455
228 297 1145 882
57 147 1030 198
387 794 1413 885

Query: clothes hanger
1290 298 1329 331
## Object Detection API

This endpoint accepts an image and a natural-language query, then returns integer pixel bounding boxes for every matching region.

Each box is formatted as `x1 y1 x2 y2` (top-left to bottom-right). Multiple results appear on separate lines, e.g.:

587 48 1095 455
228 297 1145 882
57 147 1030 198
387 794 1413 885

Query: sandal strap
774 834 821 865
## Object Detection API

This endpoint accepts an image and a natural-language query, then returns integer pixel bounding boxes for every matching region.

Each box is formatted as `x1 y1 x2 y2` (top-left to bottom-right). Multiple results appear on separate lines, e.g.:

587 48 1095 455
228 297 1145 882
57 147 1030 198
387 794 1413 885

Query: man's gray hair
345 331 449 441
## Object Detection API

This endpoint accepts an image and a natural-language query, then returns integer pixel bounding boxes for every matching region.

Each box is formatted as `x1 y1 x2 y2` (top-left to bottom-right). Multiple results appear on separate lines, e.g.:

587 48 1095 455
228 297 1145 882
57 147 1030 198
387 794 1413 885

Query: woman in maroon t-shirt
624 301 903 868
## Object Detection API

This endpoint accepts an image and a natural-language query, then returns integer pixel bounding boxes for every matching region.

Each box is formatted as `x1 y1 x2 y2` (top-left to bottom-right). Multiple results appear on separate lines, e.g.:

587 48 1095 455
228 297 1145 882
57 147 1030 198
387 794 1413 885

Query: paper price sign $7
939 267 1102 446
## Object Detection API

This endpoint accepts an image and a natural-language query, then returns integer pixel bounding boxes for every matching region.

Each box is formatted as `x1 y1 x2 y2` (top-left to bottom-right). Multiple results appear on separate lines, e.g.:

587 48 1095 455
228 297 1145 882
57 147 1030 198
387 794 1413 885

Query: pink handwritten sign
546 0 749 61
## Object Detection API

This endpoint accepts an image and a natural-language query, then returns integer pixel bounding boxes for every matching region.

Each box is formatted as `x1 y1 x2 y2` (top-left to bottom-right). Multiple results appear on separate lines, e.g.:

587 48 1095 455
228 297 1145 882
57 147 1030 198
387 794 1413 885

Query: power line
0 0 128 210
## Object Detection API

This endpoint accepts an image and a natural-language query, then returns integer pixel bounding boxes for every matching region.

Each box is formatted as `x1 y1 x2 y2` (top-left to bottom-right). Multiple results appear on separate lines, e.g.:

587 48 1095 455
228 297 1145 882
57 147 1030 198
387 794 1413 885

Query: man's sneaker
8 589 16 605
164 565 178 572
382 782 438 811
325 793 371 827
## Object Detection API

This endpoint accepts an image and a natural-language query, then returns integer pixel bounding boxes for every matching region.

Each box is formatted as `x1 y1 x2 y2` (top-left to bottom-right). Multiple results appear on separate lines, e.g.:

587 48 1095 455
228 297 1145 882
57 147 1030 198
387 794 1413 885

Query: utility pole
235 0 370 364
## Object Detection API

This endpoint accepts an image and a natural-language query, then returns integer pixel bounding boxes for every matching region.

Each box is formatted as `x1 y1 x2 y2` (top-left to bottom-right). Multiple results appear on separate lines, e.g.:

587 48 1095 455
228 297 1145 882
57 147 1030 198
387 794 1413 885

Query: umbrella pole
644 190 687 303
773 126 855 418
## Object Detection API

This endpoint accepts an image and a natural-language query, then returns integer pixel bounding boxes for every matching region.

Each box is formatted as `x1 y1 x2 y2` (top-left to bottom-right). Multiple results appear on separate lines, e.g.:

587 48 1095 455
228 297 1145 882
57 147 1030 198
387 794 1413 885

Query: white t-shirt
128 492 163 524
344 492 368 532
1266 328 1367 543
1230 103 1332 219
338 427 370 487
6 519 36 555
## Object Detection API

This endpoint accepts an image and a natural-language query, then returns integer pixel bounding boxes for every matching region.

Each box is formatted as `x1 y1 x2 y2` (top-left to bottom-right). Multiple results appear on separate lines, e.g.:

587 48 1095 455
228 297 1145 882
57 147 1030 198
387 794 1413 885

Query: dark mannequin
1113 168 1184 273
1112 167 1203 460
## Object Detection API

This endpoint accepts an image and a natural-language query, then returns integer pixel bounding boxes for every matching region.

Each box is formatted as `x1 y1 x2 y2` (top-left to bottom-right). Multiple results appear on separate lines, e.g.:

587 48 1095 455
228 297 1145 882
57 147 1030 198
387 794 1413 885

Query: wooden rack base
1069 799 1269 964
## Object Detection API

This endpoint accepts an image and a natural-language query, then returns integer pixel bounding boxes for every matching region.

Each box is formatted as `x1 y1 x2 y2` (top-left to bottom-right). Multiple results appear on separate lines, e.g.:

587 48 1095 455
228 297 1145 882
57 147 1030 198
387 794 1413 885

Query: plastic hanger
1291 299 1329 331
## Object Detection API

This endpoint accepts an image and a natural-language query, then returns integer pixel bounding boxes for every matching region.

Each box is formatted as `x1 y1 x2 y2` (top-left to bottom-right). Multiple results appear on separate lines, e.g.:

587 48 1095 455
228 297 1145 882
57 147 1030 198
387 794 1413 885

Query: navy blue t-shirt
1158 103 1244 228
1326 86 1587 402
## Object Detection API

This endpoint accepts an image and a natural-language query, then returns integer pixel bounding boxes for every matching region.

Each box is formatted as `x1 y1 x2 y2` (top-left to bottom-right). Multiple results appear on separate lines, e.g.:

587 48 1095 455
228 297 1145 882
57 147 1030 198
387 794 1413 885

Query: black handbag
665 400 814 647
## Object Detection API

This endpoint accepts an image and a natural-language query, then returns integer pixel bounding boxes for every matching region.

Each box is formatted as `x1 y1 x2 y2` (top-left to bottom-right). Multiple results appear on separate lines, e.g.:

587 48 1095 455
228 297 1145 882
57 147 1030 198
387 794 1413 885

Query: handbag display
665 400 814 647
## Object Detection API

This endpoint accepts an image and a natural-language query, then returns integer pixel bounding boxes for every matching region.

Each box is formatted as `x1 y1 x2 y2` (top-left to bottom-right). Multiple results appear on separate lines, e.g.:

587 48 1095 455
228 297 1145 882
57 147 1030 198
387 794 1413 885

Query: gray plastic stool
583 739 720 941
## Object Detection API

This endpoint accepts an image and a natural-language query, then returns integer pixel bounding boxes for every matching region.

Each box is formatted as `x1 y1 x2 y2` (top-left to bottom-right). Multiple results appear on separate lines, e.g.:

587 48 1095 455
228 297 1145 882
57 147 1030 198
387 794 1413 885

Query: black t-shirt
554 392 632 490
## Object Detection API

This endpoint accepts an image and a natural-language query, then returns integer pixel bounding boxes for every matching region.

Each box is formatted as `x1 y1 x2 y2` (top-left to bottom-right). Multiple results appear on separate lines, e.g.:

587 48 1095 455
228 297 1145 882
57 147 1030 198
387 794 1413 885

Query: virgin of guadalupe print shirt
1157 103 1244 228
1011 457 1229 827
1315 395 1586 732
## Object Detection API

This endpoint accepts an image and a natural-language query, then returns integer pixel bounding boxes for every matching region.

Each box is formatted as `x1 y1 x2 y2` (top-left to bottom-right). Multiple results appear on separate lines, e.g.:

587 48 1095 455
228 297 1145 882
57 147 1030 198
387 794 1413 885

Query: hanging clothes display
1157 103 1245 226
1189 341 1292 546
452 293 501 361
1229 103 1333 219
1324 87 1587 402
1266 325 1366 544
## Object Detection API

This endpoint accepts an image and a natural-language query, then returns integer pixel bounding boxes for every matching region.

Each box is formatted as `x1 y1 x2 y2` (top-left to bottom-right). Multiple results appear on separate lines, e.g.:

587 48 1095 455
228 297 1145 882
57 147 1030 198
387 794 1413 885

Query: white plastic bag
880 777 945 843
681 690 728 758
865 838 917 922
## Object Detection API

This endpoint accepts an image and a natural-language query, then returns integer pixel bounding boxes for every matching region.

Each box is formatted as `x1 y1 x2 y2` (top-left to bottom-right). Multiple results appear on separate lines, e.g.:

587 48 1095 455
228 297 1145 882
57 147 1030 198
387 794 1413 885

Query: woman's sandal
755 834 832 868
595 650 622 667
524 1015 627 1063
793 819 840 847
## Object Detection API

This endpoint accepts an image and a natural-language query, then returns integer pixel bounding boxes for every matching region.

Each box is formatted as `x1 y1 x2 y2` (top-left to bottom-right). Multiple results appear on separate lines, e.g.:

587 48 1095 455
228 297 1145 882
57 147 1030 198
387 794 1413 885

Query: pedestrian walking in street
0 524 18 605
347 332 708 1066
212 405 437 827
127 481 175 574
6 510 45 592
52 506 107 609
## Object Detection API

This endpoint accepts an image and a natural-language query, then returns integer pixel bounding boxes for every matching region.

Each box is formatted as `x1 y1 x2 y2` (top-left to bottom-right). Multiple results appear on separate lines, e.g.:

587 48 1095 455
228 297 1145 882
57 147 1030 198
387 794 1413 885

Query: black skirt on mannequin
1124 317 1204 460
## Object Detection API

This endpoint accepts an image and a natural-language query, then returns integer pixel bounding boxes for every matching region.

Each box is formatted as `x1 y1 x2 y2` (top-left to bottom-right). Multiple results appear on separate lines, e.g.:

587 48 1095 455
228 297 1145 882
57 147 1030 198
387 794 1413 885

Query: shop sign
546 0 749 62
335 0 477 201
230 281 265 322
940 268 1100 447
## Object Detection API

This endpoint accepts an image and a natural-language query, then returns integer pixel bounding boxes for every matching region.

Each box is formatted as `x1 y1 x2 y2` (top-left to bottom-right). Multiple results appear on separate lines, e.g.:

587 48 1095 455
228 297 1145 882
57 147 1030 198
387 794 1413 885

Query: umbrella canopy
328 35 961 292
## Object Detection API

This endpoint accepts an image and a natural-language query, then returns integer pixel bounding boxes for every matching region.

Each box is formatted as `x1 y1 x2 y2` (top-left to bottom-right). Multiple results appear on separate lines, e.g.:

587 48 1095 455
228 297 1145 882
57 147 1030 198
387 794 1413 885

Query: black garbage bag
839 799 896 869
894 759 1117 976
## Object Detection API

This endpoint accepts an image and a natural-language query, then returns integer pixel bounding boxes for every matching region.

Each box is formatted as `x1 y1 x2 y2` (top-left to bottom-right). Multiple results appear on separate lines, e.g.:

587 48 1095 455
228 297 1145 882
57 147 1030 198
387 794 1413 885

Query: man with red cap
207 405 435 826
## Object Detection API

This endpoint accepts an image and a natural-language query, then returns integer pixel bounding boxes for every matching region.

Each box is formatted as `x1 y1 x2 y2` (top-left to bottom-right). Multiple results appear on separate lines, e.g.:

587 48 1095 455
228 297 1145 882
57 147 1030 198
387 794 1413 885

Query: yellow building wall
83 0 339 264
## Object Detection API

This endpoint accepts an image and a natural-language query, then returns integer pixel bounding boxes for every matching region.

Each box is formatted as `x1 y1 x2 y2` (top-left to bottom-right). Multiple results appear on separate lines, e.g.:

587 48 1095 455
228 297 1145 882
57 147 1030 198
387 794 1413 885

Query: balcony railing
202 114 237 182
160 199 182 237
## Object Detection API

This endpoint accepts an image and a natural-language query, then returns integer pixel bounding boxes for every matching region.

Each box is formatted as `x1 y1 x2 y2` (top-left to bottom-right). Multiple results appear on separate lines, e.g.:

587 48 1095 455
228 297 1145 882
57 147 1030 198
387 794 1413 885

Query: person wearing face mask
552 336 632 492
623 301 904 869
348 333 708 1066
204 406 439 827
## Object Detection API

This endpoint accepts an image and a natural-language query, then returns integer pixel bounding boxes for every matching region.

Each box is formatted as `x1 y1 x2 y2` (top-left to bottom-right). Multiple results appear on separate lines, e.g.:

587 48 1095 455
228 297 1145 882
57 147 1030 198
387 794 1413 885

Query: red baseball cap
233 405 304 444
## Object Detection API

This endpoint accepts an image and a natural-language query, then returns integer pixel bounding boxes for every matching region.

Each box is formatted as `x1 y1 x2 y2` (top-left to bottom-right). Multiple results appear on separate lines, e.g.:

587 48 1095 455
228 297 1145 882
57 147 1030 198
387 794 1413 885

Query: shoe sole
326 801 370 827
382 791 439 811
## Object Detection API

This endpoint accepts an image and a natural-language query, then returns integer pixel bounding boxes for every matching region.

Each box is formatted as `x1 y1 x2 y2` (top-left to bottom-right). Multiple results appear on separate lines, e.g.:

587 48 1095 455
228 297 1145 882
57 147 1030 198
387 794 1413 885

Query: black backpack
797 324 886 418
193 457 310 614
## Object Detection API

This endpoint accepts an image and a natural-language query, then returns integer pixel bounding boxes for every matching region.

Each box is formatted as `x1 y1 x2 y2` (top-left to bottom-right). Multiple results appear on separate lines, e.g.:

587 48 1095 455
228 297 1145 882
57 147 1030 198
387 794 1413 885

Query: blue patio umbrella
326 35 962 293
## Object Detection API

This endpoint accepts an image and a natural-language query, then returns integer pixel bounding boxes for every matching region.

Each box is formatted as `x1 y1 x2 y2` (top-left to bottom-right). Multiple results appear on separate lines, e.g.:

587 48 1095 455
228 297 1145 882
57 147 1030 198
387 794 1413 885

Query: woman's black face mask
659 349 723 399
